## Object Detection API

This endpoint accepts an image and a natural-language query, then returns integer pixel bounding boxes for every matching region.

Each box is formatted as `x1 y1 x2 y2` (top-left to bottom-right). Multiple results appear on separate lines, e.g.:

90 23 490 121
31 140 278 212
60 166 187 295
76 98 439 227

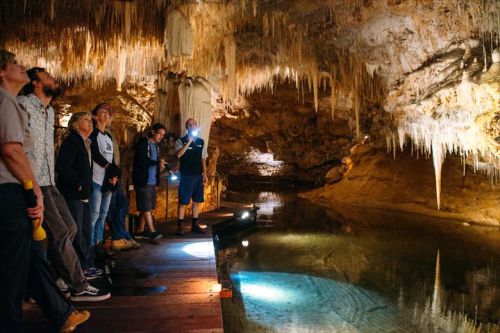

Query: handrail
124 174 222 223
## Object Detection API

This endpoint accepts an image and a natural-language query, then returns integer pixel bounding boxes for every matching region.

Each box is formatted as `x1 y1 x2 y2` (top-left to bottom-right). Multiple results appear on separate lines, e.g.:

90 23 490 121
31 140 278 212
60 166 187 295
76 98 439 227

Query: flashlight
191 129 199 137
241 211 250 219
169 171 178 181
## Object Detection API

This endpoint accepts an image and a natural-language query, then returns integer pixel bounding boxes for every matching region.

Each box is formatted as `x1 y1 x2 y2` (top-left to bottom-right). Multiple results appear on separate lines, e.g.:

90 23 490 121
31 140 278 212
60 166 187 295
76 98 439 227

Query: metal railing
124 173 222 223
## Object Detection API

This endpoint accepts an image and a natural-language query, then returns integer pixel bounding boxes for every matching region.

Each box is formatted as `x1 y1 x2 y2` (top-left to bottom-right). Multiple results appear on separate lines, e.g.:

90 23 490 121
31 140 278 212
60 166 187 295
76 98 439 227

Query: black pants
65 199 93 271
0 183 73 333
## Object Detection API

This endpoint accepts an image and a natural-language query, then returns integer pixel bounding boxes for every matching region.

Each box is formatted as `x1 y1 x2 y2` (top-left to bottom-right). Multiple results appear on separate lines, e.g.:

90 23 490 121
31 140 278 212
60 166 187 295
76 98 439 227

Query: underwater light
240 283 289 301
241 211 250 219
242 240 249 247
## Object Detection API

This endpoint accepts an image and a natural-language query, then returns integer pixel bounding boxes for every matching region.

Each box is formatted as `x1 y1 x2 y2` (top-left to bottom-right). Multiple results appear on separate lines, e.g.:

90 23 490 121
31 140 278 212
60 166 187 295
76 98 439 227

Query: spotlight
241 211 250 219
242 240 249 247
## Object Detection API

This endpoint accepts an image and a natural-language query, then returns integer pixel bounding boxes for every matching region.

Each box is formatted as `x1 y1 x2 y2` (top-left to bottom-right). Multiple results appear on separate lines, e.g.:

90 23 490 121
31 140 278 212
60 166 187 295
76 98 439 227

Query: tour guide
175 118 208 235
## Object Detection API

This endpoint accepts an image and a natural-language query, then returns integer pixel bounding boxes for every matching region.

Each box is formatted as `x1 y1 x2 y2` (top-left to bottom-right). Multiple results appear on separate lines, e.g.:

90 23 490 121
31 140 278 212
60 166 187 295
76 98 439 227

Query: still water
219 191 500 333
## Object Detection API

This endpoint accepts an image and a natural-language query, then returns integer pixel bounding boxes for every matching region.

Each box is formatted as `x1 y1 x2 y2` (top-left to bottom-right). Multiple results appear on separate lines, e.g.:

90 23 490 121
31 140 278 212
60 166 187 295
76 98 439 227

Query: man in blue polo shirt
175 118 208 235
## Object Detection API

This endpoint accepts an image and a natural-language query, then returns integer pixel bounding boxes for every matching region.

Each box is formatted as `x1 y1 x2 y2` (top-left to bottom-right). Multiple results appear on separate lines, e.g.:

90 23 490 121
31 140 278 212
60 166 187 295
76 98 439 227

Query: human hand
203 174 209 185
27 184 44 223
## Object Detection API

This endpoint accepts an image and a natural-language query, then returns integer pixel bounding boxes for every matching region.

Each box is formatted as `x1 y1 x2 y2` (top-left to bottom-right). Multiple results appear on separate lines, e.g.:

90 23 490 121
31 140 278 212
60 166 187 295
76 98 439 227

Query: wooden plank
23 202 255 333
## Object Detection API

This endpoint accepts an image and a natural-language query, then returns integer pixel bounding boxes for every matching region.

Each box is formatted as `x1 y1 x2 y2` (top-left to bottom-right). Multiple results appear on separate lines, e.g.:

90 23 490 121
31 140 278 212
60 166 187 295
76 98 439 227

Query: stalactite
224 37 237 103
49 0 55 22
263 12 269 39
124 1 132 39
431 250 441 318
432 141 445 210
116 41 127 91
165 8 194 58
178 78 212 156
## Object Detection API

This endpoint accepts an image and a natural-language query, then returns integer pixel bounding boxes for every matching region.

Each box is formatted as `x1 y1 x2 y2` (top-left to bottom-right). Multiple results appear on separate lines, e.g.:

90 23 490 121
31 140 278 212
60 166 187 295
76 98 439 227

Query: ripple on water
231 271 417 333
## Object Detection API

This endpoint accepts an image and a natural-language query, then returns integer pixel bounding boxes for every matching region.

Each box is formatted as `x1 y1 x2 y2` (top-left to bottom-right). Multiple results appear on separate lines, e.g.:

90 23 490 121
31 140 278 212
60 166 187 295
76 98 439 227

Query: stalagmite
2 0 497 217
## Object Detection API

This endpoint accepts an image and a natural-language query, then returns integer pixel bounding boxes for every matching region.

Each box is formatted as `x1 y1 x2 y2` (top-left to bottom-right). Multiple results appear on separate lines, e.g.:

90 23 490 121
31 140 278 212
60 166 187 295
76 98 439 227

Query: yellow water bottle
22 179 47 241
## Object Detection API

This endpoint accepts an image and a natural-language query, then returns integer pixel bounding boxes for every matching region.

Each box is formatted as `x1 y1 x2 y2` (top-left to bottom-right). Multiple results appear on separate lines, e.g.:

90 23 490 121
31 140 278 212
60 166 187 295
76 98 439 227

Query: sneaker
191 223 205 234
56 278 70 297
176 224 185 236
112 239 133 251
84 268 104 280
148 231 163 241
134 231 148 239
59 310 90 333
127 239 141 249
70 285 111 302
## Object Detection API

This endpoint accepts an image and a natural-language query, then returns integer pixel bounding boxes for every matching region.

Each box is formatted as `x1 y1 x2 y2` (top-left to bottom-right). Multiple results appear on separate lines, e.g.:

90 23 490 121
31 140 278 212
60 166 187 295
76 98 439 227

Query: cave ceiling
0 0 498 208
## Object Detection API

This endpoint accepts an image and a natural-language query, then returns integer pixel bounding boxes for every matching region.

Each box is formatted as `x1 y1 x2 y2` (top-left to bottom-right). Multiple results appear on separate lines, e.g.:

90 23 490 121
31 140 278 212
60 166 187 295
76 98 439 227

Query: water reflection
221 191 500 333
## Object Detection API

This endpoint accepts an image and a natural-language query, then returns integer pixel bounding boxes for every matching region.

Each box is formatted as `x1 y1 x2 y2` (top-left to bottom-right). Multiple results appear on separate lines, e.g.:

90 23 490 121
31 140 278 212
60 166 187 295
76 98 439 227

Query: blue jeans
89 182 112 246
107 181 132 241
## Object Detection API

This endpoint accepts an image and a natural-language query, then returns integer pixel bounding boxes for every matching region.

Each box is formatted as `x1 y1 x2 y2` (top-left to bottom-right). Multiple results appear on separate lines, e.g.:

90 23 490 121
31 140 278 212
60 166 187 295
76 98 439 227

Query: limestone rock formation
1 0 498 221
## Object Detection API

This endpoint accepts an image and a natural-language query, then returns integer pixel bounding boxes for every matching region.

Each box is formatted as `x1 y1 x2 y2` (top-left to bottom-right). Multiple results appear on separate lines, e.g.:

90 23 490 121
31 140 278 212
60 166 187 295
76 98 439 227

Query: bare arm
1 142 44 221
202 157 208 184
176 136 194 159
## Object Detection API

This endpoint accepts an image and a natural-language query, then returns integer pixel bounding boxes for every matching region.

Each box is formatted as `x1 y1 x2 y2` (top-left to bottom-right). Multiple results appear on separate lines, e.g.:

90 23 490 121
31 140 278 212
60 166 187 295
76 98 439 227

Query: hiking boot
176 223 185 236
191 223 205 234
59 310 90 333
70 285 111 302
112 239 133 251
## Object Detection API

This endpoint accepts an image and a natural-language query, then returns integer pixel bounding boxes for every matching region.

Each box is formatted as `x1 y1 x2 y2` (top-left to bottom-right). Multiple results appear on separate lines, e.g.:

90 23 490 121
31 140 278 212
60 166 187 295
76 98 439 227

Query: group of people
0 49 209 333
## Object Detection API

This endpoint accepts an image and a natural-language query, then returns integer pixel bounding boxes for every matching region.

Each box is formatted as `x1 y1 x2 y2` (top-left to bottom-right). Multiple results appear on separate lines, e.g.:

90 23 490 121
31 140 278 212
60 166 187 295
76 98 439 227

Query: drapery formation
154 72 212 157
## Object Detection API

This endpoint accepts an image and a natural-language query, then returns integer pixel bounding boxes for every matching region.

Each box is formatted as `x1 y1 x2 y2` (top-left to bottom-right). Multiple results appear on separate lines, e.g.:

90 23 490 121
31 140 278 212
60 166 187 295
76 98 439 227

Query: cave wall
210 83 360 182
304 144 500 225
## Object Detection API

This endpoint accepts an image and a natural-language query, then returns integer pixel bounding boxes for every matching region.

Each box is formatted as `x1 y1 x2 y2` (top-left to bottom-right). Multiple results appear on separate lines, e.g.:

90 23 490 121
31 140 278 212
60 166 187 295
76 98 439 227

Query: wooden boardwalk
23 206 247 333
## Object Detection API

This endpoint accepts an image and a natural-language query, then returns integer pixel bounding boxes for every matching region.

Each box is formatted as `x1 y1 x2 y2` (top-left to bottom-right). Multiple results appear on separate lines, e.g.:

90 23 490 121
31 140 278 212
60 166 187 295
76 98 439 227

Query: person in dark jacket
56 112 99 277
132 123 167 241
56 112 111 300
